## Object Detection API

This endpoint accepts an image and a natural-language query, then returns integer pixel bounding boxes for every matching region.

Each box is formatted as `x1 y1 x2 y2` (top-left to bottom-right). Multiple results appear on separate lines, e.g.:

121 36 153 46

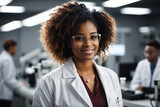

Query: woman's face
70 20 99 61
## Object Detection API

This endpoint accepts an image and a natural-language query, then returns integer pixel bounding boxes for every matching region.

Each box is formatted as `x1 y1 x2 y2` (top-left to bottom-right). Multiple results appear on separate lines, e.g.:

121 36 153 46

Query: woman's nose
83 38 92 46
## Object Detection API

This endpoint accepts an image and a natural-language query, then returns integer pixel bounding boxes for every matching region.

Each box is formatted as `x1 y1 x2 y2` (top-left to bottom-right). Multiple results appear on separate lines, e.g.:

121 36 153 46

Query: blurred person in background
130 40 160 90
0 39 23 107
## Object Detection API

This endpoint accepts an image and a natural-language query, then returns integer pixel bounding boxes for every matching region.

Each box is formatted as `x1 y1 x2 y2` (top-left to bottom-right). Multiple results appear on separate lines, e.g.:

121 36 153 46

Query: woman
32 1 123 107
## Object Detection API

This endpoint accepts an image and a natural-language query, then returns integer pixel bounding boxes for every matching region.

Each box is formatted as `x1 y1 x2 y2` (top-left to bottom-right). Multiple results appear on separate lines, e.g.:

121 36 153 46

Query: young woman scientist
32 1 123 107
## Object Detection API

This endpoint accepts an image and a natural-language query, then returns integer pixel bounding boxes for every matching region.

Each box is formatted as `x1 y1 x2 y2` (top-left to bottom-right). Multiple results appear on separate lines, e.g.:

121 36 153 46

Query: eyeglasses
144 51 157 55
72 33 101 45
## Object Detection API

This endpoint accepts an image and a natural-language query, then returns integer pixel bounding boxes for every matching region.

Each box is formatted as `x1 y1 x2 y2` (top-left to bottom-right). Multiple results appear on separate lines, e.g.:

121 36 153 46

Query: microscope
154 80 160 107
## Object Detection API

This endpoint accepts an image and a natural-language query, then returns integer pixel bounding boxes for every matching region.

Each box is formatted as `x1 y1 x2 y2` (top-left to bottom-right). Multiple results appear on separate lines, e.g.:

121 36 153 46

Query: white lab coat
130 58 160 90
0 50 21 100
32 57 123 107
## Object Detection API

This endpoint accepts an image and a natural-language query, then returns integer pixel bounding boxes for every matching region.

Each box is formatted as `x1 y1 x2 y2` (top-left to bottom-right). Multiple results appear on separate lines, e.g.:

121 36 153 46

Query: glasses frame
143 50 158 55
72 33 101 45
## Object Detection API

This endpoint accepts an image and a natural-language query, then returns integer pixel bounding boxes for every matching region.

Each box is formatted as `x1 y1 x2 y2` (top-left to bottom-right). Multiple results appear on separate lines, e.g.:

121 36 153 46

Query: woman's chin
75 55 95 61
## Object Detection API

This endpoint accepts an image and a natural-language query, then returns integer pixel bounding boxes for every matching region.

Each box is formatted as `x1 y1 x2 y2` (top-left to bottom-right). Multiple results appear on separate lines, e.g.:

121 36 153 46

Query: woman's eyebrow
75 32 98 35
90 32 98 34
75 33 84 35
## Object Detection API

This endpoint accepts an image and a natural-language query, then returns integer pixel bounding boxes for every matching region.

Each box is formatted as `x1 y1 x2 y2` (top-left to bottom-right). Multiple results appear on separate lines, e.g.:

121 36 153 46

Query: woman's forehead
76 21 97 34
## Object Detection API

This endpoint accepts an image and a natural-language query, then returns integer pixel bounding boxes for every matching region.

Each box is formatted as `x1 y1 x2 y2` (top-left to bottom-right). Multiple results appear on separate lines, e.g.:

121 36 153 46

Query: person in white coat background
32 1 123 107
130 40 160 90
0 39 22 107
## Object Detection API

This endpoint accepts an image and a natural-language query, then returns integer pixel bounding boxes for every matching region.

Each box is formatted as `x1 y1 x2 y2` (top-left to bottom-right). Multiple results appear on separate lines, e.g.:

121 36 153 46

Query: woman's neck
73 57 94 75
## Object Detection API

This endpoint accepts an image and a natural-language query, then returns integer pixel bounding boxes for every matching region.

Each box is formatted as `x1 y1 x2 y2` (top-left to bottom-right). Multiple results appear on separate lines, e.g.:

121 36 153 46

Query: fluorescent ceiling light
139 26 154 34
79 2 96 6
79 1 104 11
22 3 103 27
120 7 151 15
87 6 104 11
139 26 150 33
0 6 25 13
102 0 140 8
22 6 58 27
0 21 22 32
0 0 12 6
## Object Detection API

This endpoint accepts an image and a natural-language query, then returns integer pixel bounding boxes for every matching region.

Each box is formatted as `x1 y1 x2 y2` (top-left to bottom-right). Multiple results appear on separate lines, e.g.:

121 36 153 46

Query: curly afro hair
40 1 116 64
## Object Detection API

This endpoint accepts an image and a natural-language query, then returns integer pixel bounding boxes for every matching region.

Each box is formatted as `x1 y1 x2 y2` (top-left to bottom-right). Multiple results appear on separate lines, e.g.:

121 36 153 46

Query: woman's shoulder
42 65 64 80
36 66 64 90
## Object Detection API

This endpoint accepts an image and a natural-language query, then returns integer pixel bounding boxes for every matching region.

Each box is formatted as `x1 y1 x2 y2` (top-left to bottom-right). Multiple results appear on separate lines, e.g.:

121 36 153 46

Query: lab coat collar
62 57 111 107
2 50 9 55
2 50 12 58
93 61 109 77
62 57 93 106
93 61 112 106
62 57 108 78
62 57 78 78
145 58 160 77
145 59 151 77
153 58 160 76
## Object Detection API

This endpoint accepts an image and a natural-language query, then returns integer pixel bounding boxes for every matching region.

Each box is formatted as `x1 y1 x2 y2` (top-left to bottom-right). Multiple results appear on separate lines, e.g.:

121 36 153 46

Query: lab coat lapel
153 58 160 79
62 58 93 107
93 61 112 106
145 60 151 79
71 78 93 107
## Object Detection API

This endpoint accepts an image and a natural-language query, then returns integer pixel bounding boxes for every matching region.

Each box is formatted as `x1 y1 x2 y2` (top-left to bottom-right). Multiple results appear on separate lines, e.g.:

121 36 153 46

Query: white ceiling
0 0 160 26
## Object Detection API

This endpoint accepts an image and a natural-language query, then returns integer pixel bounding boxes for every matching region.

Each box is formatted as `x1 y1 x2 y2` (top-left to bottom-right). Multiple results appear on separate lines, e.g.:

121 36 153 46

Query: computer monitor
119 63 138 81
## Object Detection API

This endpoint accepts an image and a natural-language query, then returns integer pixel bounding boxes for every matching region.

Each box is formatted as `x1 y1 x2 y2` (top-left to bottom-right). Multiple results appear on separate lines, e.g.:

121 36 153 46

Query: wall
104 15 160 73
115 15 150 63
19 25 42 55
0 25 42 66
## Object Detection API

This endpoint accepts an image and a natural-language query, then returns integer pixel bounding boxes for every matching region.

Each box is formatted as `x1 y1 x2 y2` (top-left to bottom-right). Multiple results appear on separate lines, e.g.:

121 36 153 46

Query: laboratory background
0 0 160 107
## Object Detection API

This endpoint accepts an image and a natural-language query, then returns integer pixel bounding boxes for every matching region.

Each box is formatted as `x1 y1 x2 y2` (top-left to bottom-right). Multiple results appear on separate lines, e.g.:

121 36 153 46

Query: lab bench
123 99 157 107
14 85 158 107
15 86 36 101
14 85 36 107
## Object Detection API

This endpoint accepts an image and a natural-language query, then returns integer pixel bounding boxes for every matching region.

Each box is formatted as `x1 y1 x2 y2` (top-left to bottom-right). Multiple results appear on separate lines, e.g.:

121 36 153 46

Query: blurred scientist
0 39 23 107
130 40 160 90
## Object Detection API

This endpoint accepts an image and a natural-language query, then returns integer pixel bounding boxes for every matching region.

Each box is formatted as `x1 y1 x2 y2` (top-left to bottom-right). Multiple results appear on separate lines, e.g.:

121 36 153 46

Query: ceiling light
139 27 150 33
0 0 12 6
120 7 151 15
79 2 95 6
0 21 22 32
22 6 58 27
0 6 25 13
87 6 104 11
79 2 104 11
139 26 155 34
102 0 141 8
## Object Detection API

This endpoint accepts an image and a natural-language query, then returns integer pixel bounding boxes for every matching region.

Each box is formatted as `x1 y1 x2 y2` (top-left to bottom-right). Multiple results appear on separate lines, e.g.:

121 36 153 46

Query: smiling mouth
81 49 95 54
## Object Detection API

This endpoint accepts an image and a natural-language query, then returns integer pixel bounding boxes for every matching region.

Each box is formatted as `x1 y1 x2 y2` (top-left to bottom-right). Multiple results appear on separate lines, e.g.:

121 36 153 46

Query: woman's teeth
82 49 94 54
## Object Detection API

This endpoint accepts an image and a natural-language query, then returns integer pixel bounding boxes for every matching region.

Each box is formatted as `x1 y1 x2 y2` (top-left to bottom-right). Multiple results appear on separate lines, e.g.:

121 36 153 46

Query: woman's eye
75 36 84 41
90 35 98 40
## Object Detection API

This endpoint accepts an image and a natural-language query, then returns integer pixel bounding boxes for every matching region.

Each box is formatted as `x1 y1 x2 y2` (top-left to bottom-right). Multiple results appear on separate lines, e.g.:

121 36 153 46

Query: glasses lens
144 51 154 55
74 36 84 41
72 34 101 45
90 34 101 41
90 35 98 40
